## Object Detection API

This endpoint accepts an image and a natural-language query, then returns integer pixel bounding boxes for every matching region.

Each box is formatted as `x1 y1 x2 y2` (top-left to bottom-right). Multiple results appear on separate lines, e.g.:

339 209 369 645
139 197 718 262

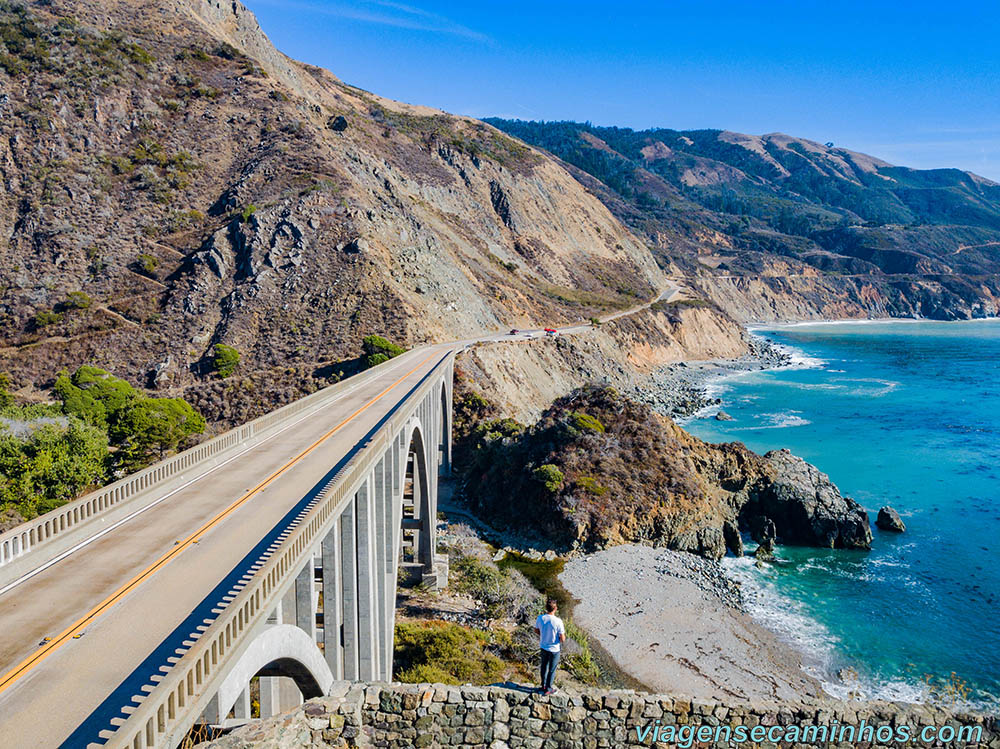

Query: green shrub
0 417 109 519
475 417 524 443
362 334 405 358
575 476 608 496
393 621 505 685
63 291 92 310
564 620 601 685
1 364 205 516
137 253 158 275
454 555 542 620
362 334 406 369
570 411 605 433
454 556 507 612
0 372 12 410
240 204 257 223
55 365 137 430
110 156 134 175
212 344 240 378
213 42 243 60
532 464 564 493
33 310 62 328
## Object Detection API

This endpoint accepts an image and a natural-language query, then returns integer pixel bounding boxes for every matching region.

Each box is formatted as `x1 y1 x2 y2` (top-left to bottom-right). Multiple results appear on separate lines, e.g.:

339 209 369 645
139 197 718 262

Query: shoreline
632 334 794 421
748 316 1000 329
559 545 827 704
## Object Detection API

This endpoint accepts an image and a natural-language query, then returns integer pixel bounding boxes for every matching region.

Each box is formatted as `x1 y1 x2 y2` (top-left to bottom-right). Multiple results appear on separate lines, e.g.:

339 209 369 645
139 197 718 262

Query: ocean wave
730 411 811 430
842 377 900 397
721 555 1000 710
722 556 937 706
768 341 827 370
723 556 840 670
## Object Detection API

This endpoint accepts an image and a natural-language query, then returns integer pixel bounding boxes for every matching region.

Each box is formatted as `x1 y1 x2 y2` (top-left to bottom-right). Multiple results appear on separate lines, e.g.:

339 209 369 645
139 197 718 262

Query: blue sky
244 0 1000 180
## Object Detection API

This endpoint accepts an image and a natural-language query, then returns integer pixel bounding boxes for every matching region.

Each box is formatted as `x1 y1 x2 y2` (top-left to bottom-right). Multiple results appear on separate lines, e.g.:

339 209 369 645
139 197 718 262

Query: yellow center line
0 351 440 697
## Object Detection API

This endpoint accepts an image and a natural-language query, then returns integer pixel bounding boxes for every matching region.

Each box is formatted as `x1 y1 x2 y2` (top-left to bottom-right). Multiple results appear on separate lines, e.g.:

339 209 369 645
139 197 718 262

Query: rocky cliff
458 302 751 423
0 0 673 425
457 384 871 560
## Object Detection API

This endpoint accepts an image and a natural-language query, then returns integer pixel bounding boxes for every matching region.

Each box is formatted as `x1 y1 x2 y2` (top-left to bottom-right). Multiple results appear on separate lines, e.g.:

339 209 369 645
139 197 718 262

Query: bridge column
340 498 359 680
321 523 343 679
409 452 422 565
232 687 251 722
356 476 379 680
373 456 389 680
259 597 304 717
258 675 279 719
294 561 315 641
377 450 394 680
384 436 403 682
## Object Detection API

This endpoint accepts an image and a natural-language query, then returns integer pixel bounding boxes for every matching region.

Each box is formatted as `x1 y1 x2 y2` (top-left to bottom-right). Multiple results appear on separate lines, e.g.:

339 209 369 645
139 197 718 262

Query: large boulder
876 506 906 532
746 449 872 550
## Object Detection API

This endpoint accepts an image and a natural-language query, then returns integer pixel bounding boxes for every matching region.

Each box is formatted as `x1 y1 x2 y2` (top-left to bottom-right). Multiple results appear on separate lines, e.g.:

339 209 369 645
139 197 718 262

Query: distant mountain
485 120 1000 320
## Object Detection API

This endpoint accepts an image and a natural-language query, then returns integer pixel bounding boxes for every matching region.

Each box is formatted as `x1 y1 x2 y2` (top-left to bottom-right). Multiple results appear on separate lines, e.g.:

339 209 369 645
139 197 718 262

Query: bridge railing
0 349 425 587
106 351 453 749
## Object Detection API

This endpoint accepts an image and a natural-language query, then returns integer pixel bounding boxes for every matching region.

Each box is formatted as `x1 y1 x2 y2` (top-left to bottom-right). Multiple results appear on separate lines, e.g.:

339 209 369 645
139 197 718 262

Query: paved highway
0 348 451 746
0 284 679 747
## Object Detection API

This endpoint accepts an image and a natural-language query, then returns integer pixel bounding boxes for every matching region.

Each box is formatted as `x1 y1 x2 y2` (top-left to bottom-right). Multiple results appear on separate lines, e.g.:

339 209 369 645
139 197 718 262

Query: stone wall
207 682 999 749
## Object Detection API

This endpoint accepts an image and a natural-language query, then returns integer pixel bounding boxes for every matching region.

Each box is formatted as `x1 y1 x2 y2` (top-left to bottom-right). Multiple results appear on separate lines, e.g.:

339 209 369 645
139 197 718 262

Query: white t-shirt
535 613 566 653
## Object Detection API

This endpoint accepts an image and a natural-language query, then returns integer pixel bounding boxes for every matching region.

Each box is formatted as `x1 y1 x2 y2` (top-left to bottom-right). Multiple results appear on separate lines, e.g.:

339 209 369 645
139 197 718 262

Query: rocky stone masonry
207 682 999 749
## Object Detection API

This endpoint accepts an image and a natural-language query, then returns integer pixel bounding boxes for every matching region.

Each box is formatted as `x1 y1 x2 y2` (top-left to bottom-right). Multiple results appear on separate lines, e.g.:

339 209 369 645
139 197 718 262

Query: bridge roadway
0 347 457 747
0 285 678 747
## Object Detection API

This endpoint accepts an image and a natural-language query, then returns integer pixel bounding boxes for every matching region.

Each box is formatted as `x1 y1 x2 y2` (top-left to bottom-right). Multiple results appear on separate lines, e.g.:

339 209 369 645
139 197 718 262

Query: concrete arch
212 624 334 721
402 421 433 569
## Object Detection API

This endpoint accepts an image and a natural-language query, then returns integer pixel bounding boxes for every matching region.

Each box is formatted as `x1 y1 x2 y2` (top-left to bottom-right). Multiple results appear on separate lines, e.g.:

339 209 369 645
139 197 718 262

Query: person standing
534 599 566 694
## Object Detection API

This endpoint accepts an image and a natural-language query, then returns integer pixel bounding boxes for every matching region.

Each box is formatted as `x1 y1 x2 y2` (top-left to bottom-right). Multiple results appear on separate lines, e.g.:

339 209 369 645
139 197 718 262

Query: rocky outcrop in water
876 506 906 533
749 450 873 550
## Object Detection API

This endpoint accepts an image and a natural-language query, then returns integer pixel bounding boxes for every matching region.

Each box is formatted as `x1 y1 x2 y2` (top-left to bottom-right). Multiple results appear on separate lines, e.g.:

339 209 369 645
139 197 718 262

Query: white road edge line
0 354 424 598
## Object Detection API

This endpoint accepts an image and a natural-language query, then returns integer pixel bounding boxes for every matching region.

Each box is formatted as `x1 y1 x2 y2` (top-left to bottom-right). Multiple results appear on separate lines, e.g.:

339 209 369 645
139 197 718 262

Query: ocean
684 320 1000 710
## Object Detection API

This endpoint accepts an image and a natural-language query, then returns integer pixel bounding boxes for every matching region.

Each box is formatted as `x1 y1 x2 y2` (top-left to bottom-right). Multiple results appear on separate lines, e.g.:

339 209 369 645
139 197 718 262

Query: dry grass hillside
0 0 693 424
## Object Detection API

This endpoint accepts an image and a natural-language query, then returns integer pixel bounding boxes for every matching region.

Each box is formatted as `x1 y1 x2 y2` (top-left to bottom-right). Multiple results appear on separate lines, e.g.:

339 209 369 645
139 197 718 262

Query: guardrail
0 349 426 588
106 351 453 749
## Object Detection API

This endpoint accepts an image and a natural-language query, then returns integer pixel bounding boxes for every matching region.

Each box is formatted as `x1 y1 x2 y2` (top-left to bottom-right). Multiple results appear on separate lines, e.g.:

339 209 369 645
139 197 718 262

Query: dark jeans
539 649 560 690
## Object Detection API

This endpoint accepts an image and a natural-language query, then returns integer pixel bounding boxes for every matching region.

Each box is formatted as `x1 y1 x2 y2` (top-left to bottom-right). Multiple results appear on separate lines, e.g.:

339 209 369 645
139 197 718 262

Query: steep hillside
0 0 676 423
486 120 1000 321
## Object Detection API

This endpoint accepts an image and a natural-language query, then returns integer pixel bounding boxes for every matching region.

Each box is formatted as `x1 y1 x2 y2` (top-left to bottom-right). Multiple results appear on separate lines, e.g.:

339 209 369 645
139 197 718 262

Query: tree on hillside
113 397 206 468
362 335 405 369
54 365 137 430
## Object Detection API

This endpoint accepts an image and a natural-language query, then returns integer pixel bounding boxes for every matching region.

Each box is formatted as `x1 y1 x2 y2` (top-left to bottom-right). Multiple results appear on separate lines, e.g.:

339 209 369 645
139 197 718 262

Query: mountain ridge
486 118 1000 321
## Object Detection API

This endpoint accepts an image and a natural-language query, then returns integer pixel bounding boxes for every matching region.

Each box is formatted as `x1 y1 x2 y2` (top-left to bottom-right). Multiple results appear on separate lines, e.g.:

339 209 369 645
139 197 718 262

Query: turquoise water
685 320 1000 709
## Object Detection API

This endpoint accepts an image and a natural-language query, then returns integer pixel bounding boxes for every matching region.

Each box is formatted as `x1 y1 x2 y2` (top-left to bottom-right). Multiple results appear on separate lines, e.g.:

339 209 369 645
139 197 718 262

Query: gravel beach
630 335 792 419
560 544 824 703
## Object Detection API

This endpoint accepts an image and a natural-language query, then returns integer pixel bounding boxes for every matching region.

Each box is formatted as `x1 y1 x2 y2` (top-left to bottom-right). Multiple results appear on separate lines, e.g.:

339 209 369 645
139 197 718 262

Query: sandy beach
560 544 824 703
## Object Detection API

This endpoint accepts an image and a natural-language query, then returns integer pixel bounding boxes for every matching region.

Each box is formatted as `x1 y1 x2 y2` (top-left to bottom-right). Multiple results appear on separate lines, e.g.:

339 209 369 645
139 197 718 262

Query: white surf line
0 356 418 598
